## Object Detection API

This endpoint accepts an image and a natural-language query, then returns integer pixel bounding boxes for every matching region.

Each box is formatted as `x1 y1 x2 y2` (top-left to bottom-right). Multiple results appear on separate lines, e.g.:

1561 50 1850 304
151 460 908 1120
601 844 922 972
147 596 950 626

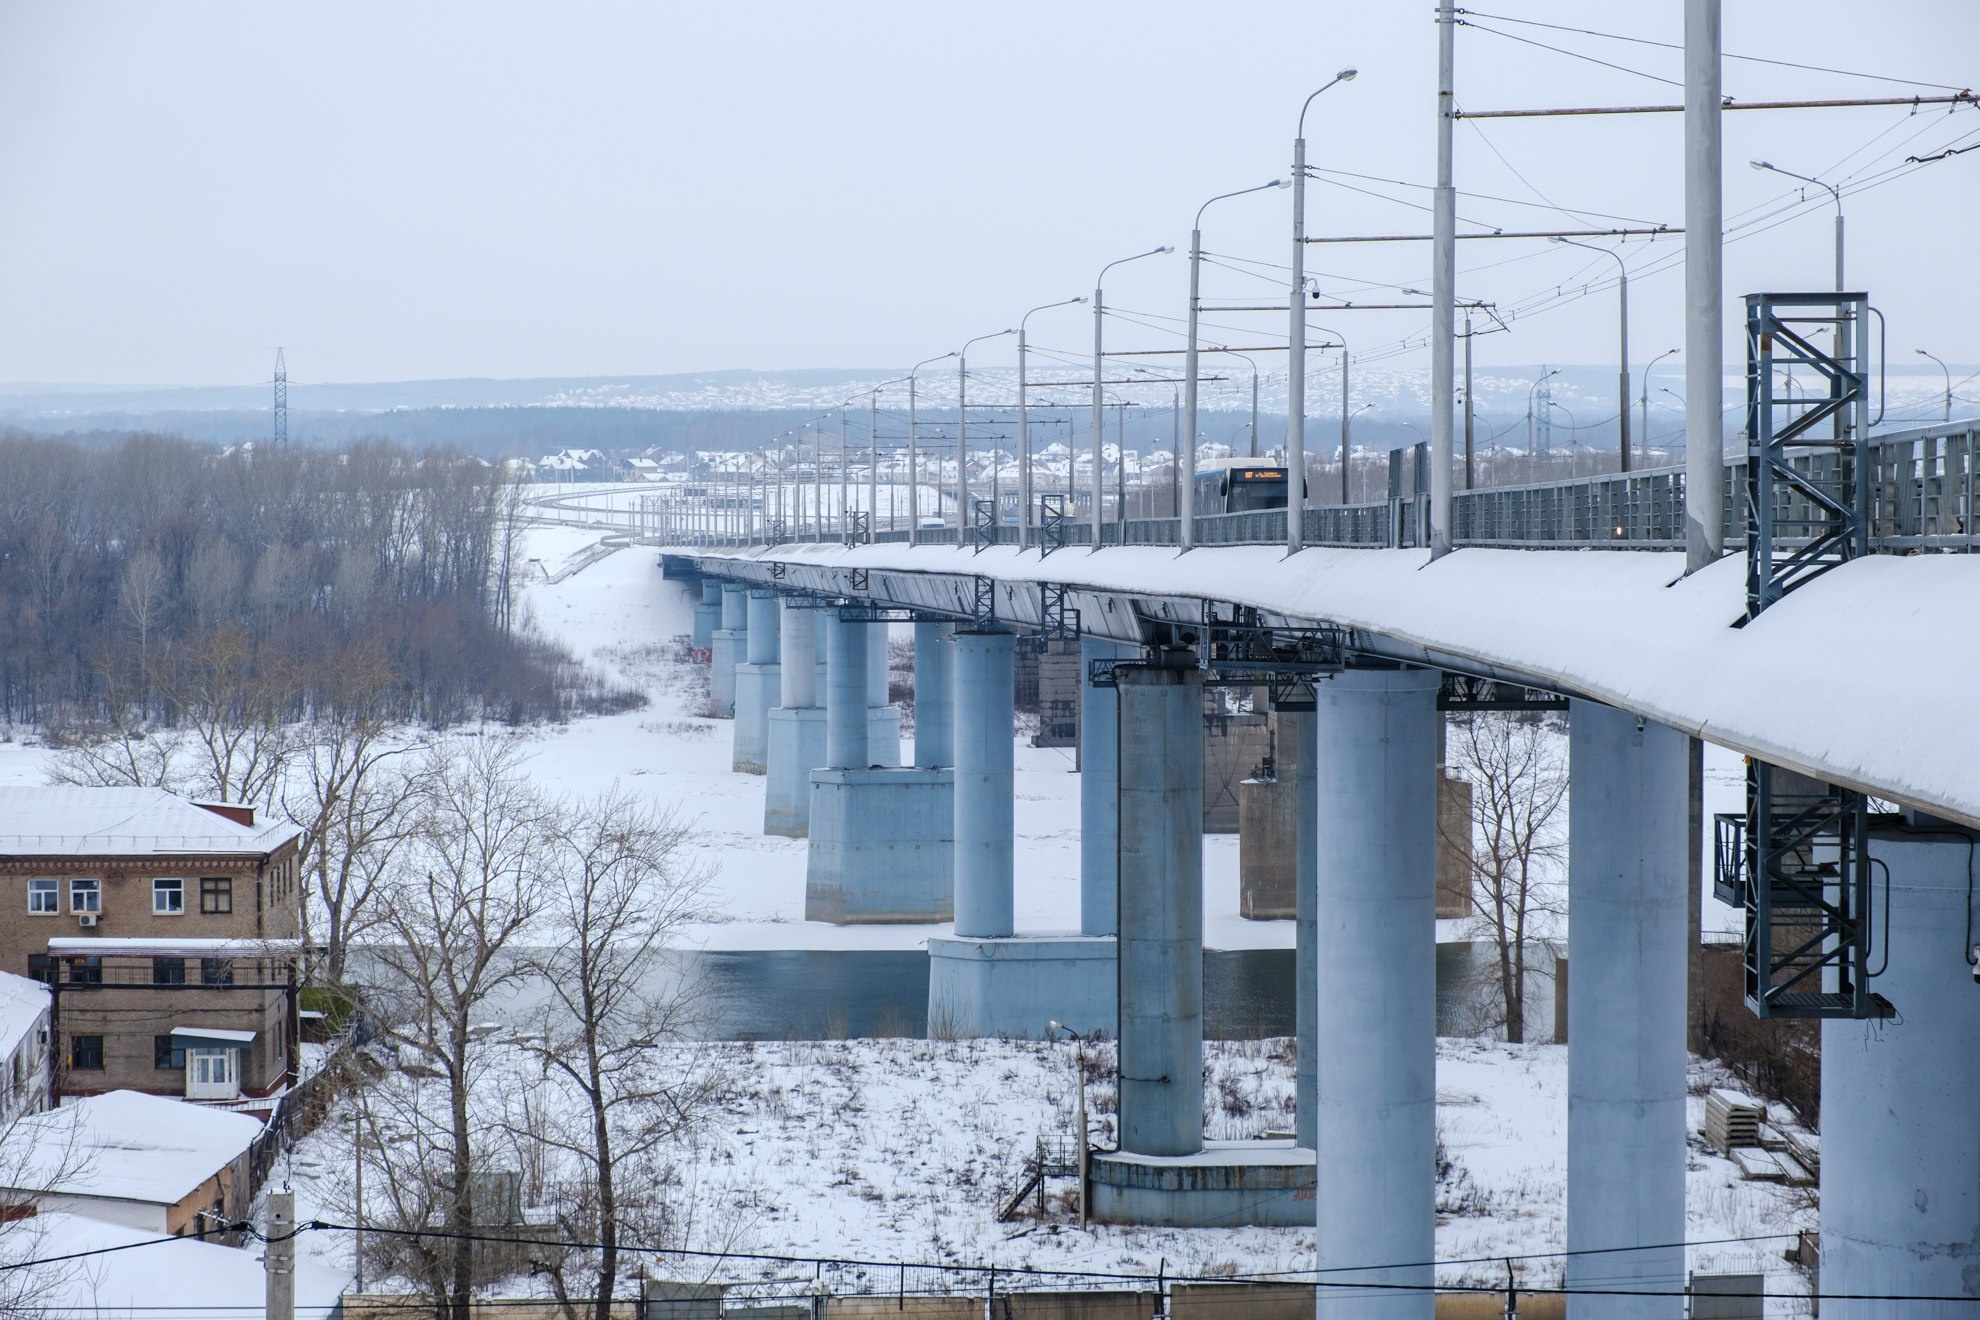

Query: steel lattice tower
273 347 287 447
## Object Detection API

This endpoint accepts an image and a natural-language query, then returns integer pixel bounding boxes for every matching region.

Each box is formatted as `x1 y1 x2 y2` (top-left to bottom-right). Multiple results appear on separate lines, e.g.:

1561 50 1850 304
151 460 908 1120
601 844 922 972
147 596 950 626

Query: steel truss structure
1723 290 1889 1020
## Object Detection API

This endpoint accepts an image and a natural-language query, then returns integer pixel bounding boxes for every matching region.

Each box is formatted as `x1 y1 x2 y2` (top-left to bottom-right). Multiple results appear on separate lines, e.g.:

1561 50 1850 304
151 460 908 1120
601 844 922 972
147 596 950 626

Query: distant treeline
2 404 1279 463
0 431 610 728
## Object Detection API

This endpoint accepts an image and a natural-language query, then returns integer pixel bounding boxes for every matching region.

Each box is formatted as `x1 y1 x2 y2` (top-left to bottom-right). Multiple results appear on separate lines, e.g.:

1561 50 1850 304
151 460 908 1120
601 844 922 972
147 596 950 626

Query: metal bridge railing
648 419 1975 556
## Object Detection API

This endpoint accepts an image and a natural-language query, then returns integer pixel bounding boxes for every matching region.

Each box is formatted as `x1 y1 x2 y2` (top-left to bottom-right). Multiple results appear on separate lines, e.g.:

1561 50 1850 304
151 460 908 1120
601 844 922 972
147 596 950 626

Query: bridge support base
1820 823 1980 1319
926 934 1115 1039
1566 700 1687 1318
1087 1142 1315 1227
731 662 779 774
763 706 827 836
708 630 742 716
803 767 954 924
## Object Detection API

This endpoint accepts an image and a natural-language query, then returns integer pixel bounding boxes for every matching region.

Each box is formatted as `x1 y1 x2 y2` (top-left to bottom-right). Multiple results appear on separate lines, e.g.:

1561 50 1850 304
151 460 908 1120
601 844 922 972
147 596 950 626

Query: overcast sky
1 1 1975 390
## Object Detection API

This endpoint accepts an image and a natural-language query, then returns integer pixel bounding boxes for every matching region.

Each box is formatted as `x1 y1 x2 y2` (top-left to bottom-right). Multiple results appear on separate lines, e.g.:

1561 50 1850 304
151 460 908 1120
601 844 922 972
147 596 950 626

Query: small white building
0 1090 263 1235
0 970 51 1125
14 1212 350 1317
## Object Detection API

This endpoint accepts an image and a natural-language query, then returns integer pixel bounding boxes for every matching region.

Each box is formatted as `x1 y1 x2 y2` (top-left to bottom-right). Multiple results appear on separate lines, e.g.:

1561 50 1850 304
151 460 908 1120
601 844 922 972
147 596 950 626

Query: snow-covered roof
17 1212 350 1319
44 937 300 957
0 970 49 1060
0 788 299 859
0 1092 264 1206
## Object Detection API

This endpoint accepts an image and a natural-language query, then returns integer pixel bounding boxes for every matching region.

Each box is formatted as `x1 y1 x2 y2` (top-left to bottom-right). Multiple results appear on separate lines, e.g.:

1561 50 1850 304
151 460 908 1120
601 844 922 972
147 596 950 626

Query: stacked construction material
1704 1088 1767 1156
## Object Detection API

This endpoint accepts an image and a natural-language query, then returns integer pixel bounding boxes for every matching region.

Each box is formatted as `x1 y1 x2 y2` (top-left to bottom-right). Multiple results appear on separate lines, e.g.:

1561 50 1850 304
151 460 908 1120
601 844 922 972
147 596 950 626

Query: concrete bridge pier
911 621 953 771
867 619 902 767
709 584 747 716
805 610 953 924
1314 667 1439 1319
1820 820 1980 1319
764 600 826 836
1110 648 1204 1160
732 590 781 773
1079 637 1134 940
1565 701 1687 1319
690 579 721 650
1284 708 1319 1152
927 629 1113 1037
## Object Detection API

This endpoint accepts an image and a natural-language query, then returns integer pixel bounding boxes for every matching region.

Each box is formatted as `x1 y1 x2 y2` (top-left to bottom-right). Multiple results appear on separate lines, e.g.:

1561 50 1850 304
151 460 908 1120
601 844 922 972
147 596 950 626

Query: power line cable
1455 10 1973 93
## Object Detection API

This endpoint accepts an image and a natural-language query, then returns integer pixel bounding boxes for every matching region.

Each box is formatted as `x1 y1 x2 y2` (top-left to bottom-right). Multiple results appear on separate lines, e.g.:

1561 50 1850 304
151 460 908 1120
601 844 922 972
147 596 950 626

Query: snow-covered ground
280 1035 1813 1310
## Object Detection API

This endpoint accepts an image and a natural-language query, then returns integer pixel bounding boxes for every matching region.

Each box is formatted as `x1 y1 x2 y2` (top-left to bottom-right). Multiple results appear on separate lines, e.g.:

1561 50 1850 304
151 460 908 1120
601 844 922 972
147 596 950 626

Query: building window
154 1036 186 1070
200 958 233 986
64 957 101 986
153 957 186 985
68 1036 103 1071
199 877 232 915
27 879 56 914
69 878 100 914
153 877 185 915
26 956 51 985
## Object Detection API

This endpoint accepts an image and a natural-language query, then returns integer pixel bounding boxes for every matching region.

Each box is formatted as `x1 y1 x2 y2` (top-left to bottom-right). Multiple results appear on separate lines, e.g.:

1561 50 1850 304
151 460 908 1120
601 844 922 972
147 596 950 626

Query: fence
640 420 1976 556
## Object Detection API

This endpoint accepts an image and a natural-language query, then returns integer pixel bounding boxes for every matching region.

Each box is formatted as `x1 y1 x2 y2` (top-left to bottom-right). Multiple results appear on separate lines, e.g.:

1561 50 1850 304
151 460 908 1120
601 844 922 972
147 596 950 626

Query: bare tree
368 737 549 1319
0 1103 93 1319
515 789 720 1320
285 706 424 988
1441 712 1568 1044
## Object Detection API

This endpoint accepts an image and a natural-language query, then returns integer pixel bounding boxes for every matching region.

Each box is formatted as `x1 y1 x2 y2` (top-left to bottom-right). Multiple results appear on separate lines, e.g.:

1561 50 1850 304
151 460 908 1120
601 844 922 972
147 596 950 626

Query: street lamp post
906 353 957 546
1288 67 1358 553
1212 349 1261 459
1092 247 1173 550
1916 349 1952 423
1047 1020 1089 1229
959 330 1015 542
1551 236 1631 472
1184 180 1288 550
1752 158 1847 439
1641 348 1680 466
1017 297 1086 551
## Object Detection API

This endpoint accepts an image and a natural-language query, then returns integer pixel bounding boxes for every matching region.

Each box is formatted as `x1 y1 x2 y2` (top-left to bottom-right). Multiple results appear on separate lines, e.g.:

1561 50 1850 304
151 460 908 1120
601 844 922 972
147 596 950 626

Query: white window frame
27 879 56 914
68 878 100 914
152 876 185 915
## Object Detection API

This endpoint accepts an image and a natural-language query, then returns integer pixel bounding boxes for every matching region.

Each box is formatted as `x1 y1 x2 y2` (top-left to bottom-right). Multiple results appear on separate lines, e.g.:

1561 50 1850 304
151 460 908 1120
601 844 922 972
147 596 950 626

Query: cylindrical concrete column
953 629 1015 939
1285 708 1319 1150
1565 701 1687 1319
1314 667 1439 1319
1115 648 1204 1158
825 612 870 770
721 585 747 631
913 622 955 769
866 621 890 707
1822 824 1980 1319
780 603 816 709
746 591 780 665
1079 637 1133 938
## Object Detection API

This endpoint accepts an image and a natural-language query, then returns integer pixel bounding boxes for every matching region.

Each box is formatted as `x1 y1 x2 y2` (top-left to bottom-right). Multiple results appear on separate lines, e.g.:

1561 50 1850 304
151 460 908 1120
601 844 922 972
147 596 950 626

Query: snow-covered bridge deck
679 541 1980 829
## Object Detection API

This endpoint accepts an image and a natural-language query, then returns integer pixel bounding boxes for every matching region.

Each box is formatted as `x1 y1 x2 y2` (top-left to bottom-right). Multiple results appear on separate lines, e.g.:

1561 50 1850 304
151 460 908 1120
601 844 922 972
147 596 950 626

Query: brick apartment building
0 788 304 1103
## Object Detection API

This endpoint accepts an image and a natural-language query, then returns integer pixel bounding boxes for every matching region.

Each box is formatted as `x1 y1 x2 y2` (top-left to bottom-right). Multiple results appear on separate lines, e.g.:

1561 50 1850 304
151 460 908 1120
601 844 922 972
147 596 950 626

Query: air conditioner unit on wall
76 914 98 929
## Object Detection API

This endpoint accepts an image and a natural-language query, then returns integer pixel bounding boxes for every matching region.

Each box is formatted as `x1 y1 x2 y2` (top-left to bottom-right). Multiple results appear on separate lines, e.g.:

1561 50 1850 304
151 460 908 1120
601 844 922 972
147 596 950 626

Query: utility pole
1463 315 1476 489
264 1188 295 1320
870 393 882 537
1429 2 1457 557
1340 350 1352 504
1684 0 1725 572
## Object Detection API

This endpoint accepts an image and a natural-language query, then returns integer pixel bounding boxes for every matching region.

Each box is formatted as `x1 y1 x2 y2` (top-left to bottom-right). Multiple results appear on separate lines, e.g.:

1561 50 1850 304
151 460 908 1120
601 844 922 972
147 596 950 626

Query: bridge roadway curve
679 541 1980 830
